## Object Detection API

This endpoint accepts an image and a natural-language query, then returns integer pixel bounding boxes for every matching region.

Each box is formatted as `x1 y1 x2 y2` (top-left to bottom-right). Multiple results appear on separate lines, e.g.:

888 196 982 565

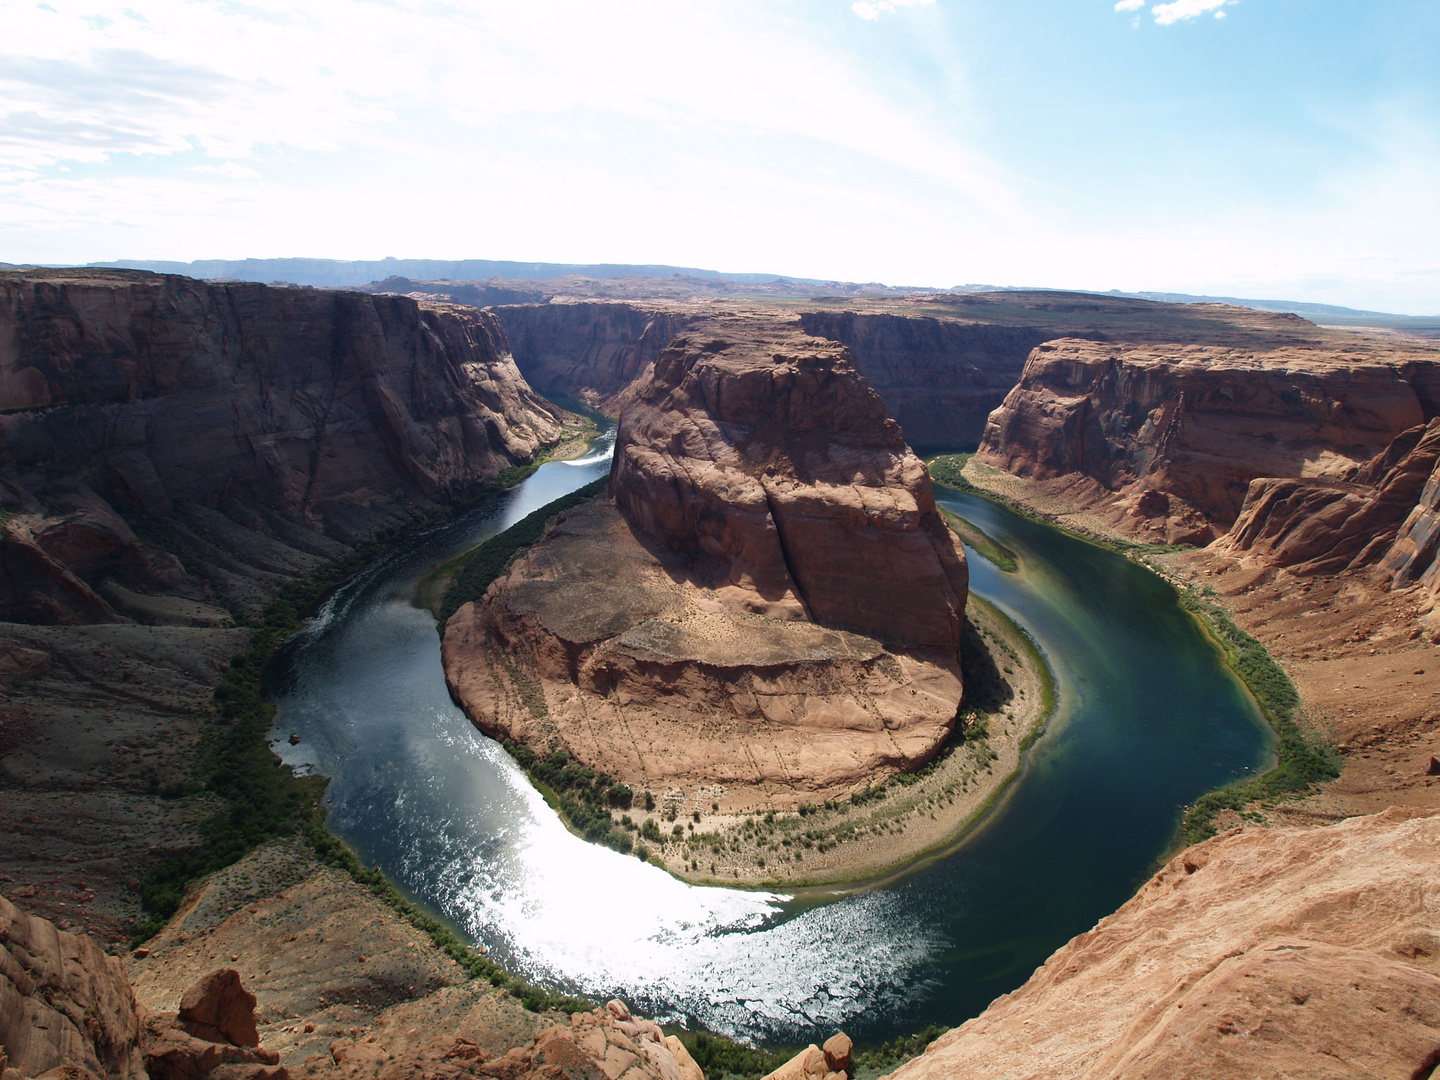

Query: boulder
178 969 260 1047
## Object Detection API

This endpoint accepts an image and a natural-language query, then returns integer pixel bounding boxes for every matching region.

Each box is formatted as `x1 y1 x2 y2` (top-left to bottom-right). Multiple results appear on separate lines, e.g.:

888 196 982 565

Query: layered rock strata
1217 417 1440 576
796 312 1051 450
444 320 967 808
977 339 1440 543
492 302 700 410
0 269 564 624
885 808 1440 1080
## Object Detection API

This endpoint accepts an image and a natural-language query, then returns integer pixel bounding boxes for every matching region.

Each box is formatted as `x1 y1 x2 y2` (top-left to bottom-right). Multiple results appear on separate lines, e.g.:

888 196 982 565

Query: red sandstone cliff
976 338 1440 543
0 269 564 624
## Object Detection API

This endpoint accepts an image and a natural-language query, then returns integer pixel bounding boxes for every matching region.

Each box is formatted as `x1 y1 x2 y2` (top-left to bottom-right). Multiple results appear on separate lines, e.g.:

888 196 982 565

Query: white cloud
852 0 936 21
1152 0 1232 25
1113 1 1146 12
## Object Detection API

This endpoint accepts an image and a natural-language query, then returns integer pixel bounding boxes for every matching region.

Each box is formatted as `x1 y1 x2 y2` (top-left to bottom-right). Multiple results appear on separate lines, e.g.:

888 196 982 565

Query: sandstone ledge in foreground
885 807 1440 1080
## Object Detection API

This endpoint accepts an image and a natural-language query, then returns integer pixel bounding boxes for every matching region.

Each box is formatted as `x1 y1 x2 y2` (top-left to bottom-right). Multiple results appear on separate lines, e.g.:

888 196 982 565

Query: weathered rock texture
758 1033 851 1080
0 268 563 624
444 320 967 808
299 998 700 1080
0 892 146 1080
977 339 1440 543
885 808 1440 1080
1217 417 1440 576
611 323 968 645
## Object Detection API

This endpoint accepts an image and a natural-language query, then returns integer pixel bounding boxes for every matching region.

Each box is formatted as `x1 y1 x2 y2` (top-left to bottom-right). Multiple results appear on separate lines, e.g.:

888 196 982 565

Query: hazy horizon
2 1 1436 314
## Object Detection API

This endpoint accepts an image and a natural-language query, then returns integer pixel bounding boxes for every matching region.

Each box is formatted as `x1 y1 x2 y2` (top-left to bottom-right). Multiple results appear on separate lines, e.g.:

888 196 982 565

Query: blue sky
1 0 1436 312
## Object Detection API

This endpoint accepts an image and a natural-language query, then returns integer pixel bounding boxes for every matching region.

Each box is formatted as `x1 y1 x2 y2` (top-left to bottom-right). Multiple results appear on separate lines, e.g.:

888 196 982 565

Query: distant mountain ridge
0 256 1427 320
78 256 836 288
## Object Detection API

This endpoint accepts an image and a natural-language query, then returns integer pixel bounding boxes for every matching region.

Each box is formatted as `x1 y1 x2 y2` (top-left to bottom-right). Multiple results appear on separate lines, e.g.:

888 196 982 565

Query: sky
1 0 1437 313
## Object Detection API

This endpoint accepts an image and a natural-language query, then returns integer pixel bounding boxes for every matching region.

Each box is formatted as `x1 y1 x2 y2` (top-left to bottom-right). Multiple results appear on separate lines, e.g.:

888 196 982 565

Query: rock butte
443 317 968 808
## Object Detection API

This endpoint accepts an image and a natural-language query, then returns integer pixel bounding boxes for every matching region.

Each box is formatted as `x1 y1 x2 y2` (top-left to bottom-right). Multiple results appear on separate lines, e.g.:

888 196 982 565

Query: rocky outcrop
759 1034 851 1080
976 339 1440 543
797 312 1051 450
1217 418 1440 575
2 892 282 1080
492 302 700 409
611 322 968 645
0 269 564 623
1378 431 1440 604
0 892 146 1080
884 808 1440 1080
443 320 967 810
301 999 700 1080
142 969 283 1080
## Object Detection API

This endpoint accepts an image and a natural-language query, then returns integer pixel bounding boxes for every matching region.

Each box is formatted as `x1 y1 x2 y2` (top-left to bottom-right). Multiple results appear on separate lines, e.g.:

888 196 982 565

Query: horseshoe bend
438 317 1005 884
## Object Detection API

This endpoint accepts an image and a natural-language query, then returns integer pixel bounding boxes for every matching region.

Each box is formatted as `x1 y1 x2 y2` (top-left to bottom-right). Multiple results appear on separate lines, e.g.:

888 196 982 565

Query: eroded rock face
884 809 1440 1080
493 302 700 410
611 321 968 646
1217 418 1440 575
443 500 962 806
444 319 967 808
976 339 1438 543
0 269 563 624
0 892 146 1080
797 312 1051 451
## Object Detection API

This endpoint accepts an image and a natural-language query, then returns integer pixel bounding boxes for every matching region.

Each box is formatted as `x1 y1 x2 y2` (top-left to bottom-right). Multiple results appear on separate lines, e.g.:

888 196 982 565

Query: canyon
440 317 974 866
6 267 1440 1080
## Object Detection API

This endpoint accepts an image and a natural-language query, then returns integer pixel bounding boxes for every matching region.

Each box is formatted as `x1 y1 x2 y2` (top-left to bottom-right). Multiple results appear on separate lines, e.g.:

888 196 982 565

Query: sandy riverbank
630 595 1055 889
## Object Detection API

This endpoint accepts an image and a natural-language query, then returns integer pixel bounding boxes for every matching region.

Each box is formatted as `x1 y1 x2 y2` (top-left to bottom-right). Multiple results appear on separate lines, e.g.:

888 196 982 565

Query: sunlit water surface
269 441 1270 1045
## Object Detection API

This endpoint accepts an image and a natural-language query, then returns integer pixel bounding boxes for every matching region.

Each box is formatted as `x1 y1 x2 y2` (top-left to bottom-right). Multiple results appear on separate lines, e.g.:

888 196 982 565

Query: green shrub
437 477 609 626
1179 591 1339 844
852 1026 950 1072
668 1030 789 1080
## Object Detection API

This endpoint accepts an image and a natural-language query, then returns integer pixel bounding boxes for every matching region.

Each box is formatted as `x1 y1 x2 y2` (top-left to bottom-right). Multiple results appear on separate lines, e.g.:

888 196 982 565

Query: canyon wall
491 302 700 408
976 338 1440 543
796 312 1051 451
443 317 969 814
0 269 564 624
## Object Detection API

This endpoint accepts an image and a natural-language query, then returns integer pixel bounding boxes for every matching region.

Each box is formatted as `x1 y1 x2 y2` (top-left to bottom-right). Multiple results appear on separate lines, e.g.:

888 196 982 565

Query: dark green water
268 458 1272 1046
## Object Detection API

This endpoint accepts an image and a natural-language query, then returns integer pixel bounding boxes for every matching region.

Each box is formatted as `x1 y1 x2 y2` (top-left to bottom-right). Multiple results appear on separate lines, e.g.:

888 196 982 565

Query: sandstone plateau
443 318 968 809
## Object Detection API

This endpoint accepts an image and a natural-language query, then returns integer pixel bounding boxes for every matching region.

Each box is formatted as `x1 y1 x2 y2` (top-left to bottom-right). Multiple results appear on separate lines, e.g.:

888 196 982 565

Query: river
267 438 1271 1046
